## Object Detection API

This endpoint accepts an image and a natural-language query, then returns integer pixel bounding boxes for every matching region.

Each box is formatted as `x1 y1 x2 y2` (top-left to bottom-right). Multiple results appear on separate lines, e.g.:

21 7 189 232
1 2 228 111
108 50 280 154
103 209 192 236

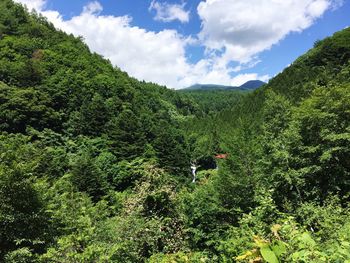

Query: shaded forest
0 1 349 262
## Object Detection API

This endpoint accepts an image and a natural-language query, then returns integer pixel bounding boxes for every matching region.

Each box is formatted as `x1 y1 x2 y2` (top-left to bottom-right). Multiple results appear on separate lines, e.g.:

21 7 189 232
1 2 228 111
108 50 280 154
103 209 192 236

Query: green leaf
300 232 316 247
272 241 287 257
260 245 279 263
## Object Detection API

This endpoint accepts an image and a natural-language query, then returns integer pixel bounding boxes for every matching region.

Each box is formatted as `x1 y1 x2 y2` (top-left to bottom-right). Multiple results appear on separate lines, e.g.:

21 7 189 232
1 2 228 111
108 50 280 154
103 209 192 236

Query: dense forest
0 1 349 262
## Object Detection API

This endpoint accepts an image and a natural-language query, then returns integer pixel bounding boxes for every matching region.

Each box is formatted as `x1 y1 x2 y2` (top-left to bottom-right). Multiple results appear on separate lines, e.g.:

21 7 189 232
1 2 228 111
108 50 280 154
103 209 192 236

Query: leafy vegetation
179 89 246 116
0 1 349 262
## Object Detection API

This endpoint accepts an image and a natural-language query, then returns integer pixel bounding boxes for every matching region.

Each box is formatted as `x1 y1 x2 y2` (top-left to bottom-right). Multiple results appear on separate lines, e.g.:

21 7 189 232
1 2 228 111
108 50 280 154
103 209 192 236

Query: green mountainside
178 89 247 115
0 1 349 262
182 26 350 262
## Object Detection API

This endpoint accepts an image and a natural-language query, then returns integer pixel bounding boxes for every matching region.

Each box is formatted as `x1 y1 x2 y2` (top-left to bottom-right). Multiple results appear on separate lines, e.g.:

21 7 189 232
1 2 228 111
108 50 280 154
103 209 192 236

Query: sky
14 0 350 89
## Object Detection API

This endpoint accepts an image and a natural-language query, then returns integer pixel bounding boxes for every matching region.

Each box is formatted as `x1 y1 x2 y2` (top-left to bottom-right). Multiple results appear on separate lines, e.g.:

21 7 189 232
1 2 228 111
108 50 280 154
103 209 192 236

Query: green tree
107 109 146 160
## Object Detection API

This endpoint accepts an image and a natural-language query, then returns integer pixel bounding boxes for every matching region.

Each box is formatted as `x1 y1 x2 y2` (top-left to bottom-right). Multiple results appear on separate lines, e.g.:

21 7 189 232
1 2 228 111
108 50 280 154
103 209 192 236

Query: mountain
184 83 234 91
1 0 350 262
236 80 266 90
0 1 196 260
183 80 266 91
181 27 350 261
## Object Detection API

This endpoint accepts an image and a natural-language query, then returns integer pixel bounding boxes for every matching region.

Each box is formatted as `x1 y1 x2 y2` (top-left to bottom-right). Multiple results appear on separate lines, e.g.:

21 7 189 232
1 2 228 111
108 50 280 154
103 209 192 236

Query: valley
0 1 349 262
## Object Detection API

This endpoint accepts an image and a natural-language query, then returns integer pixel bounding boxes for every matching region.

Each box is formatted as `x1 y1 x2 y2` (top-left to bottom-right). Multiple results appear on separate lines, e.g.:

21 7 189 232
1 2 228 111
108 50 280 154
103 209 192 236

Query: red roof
215 154 228 159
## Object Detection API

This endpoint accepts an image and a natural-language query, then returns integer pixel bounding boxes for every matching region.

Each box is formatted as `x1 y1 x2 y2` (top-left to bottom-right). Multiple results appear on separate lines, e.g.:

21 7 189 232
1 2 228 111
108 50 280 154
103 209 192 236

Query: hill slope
0 1 197 261
0 0 195 165
0 0 350 262
178 89 247 115
182 27 350 261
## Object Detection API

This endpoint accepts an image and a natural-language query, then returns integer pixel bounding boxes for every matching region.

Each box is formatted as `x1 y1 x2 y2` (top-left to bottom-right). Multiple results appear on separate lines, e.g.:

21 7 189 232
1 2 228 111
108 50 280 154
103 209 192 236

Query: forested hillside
0 1 197 261
182 26 350 262
178 89 246 116
0 1 349 262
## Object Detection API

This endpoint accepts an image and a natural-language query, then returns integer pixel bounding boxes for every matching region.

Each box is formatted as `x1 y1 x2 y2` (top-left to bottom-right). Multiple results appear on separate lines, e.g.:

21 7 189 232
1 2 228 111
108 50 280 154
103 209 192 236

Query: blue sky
16 0 350 89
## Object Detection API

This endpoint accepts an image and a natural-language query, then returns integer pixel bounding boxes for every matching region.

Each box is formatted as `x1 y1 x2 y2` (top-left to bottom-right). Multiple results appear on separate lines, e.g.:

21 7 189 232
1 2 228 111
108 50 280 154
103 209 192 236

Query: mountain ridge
182 80 266 91
0 1 350 262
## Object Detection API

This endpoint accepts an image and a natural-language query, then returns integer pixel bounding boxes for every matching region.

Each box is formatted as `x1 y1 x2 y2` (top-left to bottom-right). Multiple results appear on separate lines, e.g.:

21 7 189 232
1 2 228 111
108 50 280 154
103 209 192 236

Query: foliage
0 1 349 262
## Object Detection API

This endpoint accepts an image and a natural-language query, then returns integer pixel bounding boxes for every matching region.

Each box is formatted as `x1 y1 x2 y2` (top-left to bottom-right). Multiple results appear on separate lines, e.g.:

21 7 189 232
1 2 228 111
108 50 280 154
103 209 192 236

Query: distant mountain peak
239 80 266 90
183 80 266 91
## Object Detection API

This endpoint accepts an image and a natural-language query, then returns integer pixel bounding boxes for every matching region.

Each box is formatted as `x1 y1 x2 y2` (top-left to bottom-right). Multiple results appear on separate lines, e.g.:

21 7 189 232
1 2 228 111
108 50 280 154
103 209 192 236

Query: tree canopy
0 1 349 262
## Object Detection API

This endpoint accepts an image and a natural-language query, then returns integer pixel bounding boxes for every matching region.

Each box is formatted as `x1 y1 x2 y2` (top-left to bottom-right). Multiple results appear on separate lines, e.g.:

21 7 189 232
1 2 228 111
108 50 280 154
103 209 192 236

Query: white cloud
83 1 103 15
331 0 344 10
177 57 269 87
15 0 46 11
198 0 342 63
149 1 190 23
13 0 340 89
14 0 195 88
16 0 258 89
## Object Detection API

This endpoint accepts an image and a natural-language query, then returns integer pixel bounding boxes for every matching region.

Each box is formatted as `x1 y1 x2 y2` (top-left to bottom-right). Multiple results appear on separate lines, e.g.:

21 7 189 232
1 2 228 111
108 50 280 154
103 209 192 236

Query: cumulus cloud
149 1 190 23
15 0 260 88
179 58 269 87
198 0 343 63
14 0 194 88
13 0 340 88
